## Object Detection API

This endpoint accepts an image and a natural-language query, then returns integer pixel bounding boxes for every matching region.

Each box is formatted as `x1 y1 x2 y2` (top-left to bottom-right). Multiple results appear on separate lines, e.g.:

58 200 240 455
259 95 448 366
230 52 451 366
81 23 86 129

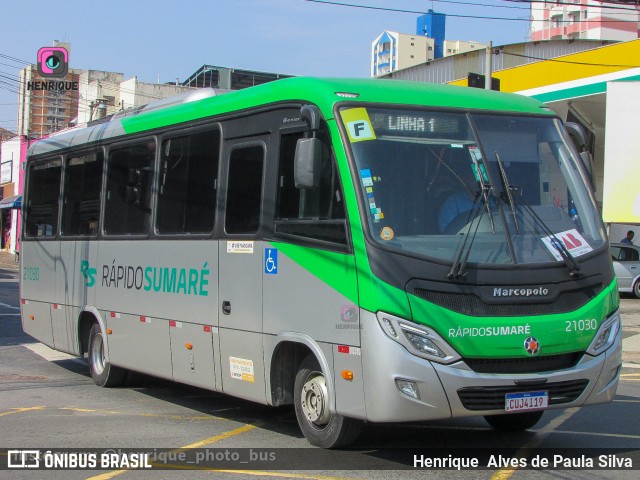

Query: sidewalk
0 250 19 271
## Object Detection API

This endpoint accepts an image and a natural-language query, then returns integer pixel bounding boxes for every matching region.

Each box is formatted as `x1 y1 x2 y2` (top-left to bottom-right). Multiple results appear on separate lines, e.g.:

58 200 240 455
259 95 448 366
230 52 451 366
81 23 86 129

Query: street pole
485 41 493 90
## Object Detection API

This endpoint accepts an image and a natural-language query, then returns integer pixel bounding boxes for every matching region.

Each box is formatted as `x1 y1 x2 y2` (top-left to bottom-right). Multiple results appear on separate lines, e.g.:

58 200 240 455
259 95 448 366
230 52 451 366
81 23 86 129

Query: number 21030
565 318 597 332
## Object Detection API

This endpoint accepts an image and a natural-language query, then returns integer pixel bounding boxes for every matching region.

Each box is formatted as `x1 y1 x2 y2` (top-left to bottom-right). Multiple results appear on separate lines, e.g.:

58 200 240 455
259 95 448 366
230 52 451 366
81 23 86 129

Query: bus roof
27 77 553 158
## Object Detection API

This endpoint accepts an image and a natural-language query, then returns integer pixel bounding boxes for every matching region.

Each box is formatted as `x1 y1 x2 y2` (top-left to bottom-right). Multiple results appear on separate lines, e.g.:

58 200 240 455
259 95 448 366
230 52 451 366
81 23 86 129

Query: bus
20 77 622 448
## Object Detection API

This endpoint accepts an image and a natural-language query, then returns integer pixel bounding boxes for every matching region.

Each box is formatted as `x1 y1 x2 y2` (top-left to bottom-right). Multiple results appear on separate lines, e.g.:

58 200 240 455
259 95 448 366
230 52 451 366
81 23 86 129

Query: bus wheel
484 411 544 431
294 354 362 448
88 323 125 387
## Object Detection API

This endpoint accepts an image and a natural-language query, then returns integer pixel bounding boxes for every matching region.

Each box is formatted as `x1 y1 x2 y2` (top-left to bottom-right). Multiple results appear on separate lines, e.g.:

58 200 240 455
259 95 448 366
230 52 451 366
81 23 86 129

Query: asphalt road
1 268 639 479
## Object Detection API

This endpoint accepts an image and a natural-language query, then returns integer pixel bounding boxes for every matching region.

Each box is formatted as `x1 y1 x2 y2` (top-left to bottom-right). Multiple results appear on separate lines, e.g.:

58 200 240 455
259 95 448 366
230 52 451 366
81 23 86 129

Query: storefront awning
0 195 21 209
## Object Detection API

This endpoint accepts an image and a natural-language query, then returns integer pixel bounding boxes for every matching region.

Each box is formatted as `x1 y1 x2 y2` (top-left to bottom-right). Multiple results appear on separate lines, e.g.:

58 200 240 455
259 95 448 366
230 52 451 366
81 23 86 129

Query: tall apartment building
371 11 485 77
371 31 436 77
17 42 80 137
530 0 640 41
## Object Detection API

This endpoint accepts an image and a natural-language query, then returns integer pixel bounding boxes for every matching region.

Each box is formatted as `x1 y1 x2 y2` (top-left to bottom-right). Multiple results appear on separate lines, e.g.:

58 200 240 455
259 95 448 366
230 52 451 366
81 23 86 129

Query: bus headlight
586 310 621 356
377 312 461 364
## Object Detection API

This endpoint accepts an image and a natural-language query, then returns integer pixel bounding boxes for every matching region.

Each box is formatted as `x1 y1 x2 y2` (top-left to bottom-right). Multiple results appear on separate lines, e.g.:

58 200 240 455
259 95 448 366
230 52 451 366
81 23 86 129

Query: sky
0 0 535 133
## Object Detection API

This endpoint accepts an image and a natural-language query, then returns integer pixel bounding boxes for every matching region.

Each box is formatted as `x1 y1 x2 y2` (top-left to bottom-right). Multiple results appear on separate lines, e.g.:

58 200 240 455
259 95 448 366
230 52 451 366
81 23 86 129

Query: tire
484 410 544 431
293 354 362 448
633 279 640 299
87 323 126 387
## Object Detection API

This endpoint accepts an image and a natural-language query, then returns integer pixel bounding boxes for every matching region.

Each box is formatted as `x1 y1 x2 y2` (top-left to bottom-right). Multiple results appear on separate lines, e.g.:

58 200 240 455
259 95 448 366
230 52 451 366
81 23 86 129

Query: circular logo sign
524 336 540 356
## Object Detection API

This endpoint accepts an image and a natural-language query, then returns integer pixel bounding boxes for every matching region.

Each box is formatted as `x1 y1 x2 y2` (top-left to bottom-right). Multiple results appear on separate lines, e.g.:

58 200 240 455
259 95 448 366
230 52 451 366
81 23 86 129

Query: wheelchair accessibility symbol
265 248 278 275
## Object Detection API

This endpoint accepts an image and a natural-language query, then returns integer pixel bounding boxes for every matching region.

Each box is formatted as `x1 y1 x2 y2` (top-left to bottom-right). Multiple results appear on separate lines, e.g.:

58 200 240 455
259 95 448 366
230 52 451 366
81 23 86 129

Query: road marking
22 342 86 364
489 408 579 480
537 429 640 440
85 424 258 480
59 406 225 422
0 301 19 310
159 465 358 480
180 423 258 448
0 406 46 416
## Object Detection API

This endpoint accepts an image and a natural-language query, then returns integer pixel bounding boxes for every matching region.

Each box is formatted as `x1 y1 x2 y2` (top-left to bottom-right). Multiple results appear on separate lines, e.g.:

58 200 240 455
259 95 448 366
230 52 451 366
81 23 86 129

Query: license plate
505 391 549 412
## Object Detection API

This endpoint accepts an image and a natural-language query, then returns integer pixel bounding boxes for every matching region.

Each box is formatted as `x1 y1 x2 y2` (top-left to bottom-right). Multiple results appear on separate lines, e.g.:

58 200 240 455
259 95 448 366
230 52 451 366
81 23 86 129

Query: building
0 135 26 254
530 0 640 41
18 42 205 136
443 40 485 57
17 41 80 137
182 65 291 90
371 31 435 77
77 70 125 124
371 10 485 78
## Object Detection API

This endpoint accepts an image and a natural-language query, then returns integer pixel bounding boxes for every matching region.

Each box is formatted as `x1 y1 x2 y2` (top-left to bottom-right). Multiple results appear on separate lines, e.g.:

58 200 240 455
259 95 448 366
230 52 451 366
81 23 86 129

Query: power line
501 0 640 13
306 0 640 22
501 50 640 68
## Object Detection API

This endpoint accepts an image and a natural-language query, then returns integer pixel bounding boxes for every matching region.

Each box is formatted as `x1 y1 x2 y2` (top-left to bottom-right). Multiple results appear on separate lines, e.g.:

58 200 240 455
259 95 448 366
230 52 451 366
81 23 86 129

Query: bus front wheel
484 410 544 431
293 354 362 448
88 323 125 387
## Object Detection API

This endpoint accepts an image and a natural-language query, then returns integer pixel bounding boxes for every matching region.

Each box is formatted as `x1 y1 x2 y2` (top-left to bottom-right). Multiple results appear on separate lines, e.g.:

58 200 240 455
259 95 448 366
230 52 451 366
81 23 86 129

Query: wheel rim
90 331 106 375
300 372 331 427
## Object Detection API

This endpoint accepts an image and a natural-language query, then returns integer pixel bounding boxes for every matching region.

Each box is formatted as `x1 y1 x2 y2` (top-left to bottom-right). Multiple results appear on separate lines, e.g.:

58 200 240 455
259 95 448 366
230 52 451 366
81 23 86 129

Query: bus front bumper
358 309 622 423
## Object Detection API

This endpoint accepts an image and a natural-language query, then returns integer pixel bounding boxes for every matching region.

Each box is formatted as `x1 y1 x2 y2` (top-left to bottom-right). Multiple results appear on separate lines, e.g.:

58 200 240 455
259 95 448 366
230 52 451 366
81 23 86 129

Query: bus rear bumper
359 310 622 423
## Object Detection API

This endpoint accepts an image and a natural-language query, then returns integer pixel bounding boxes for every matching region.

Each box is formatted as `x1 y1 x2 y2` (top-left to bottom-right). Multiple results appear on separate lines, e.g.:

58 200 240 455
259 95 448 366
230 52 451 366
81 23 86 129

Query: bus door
217 137 268 403
54 240 93 355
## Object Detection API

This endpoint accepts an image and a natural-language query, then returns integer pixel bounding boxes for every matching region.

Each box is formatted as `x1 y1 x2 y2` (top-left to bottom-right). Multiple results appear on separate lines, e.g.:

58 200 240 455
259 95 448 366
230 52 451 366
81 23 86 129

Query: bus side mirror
294 137 321 189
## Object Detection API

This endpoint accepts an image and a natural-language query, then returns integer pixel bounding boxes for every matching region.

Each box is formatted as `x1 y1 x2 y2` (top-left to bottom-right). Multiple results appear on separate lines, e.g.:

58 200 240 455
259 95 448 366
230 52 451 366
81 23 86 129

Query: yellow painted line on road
0 406 46 416
60 407 221 421
489 408 580 480
162 466 358 480
180 423 259 449
85 423 259 480
85 471 128 480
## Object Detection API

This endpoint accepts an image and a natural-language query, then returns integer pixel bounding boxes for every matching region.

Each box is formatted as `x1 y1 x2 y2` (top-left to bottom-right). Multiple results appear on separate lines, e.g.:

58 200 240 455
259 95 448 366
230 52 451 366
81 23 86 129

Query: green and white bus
21 78 621 448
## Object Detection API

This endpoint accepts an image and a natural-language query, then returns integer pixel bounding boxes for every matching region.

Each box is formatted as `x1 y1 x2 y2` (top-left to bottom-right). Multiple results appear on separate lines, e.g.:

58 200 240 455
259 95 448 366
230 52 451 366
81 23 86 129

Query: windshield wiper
494 151 519 234
469 151 496 234
447 193 483 279
506 187 582 277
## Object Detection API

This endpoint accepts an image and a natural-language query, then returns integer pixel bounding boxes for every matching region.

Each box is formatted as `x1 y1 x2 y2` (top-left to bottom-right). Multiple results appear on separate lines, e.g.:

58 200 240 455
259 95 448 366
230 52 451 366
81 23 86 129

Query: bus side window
61 151 103 237
274 132 347 246
225 145 264 234
25 158 62 238
104 140 155 236
157 128 220 234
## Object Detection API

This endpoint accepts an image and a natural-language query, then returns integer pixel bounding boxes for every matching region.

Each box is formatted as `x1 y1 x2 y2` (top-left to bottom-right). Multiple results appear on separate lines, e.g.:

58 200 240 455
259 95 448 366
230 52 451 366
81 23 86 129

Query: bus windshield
340 106 606 267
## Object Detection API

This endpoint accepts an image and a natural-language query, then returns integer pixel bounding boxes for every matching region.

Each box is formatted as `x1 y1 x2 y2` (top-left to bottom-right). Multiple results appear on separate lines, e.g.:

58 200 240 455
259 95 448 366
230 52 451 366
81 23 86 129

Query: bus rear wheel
293 354 362 448
88 323 125 387
484 411 544 431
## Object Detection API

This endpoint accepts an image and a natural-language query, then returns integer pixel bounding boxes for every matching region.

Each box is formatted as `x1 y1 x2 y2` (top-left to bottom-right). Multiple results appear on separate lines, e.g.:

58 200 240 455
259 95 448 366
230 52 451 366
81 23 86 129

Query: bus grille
413 287 600 316
457 379 589 411
464 353 583 374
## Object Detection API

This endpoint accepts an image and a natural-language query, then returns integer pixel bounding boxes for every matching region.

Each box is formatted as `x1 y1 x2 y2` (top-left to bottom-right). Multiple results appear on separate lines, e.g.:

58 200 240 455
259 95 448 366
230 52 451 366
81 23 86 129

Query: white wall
602 81 640 224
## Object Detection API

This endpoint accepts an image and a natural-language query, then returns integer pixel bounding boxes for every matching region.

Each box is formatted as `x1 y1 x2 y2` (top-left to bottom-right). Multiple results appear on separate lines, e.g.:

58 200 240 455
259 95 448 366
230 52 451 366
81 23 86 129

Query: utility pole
485 41 493 90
